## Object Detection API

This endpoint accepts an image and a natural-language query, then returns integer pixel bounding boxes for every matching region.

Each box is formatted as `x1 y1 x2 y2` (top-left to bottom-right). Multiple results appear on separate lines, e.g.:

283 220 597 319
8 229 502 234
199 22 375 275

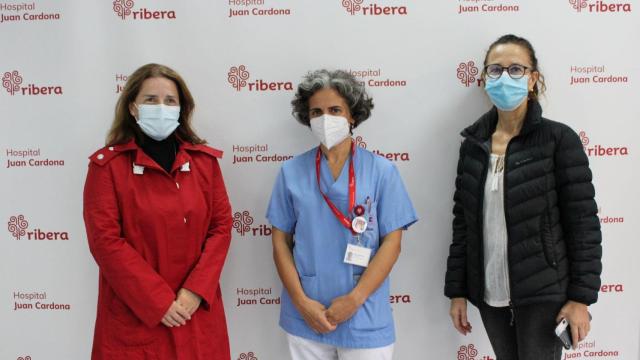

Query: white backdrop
1 1 638 359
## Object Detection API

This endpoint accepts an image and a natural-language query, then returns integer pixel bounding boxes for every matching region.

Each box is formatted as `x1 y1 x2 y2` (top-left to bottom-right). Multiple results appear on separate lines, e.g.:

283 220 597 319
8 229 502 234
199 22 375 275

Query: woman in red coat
83 63 233 359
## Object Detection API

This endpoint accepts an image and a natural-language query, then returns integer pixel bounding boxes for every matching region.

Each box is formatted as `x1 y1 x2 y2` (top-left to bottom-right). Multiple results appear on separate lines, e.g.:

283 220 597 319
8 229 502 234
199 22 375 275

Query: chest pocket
360 200 380 247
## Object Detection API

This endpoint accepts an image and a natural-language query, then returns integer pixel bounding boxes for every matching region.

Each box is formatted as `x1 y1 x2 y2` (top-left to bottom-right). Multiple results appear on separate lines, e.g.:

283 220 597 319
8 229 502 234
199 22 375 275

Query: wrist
567 300 588 309
349 288 367 306
182 288 202 301
291 293 310 310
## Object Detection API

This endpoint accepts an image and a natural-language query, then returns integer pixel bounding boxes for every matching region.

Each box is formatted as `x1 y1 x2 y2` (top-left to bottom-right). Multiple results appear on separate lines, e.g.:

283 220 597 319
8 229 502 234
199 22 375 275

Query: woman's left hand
556 300 591 349
326 293 362 326
177 288 203 316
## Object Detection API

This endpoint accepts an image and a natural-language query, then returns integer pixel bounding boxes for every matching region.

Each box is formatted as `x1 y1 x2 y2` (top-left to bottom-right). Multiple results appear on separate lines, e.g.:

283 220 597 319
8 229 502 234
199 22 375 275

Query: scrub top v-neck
266 144 417 349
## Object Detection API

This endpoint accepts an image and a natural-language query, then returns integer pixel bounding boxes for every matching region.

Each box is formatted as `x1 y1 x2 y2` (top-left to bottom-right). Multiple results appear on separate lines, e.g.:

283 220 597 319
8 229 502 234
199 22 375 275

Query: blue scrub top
266 144 418 349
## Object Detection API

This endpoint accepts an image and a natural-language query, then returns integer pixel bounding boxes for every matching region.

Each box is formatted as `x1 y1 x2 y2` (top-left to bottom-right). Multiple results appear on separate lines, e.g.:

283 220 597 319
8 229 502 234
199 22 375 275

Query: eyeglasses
484 64 530 80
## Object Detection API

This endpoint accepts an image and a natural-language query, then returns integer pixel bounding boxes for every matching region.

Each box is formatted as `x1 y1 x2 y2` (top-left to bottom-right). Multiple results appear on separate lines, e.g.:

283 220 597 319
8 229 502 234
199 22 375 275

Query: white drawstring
491 155 504 192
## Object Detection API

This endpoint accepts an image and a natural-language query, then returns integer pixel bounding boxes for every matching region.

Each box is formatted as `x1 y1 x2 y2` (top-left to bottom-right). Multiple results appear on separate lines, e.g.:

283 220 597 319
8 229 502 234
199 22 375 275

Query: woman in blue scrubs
267 69 417 360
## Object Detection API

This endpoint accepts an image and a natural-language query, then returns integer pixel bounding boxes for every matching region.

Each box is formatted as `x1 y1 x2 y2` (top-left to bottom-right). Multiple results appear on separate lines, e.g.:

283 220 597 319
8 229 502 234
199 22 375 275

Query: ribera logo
457 344 494 360
112 0 177 20
113 0 133 18
458 344 478 360
570 65 629 85
228 65 293 92
8 215 27 240
579 131 629 157
233 211 271 237
7 215 69 241
389 293 411 304
0 2 62 24
600 283 624 293
228 65 249 91
2 70 21 94
2 70 63 96
355 136 367 148
341 0 408 16
237 352 258 360
570 0 588 11
232 144 293 164
569 0 632 12
356 135 410 162
349 68 407 88
457 0 520 14
457 61 481 87
236 287 280 307
228 0 292 18
233 210 253 236
343 0 364 14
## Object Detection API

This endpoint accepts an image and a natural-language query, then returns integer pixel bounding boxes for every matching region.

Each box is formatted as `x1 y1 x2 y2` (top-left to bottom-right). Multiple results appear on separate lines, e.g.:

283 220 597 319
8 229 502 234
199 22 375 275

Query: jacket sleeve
83 162 176 327
182 157 233 310
555 126 602 305
445 142 468 299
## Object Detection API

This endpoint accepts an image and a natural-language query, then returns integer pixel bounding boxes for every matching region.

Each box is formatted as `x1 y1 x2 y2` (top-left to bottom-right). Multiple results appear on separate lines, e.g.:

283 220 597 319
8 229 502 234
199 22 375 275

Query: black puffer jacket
444 101 602 307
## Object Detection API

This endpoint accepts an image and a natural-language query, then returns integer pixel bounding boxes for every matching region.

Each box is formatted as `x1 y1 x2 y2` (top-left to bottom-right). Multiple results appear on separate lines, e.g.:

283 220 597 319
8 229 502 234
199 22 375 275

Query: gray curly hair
291 69 374 128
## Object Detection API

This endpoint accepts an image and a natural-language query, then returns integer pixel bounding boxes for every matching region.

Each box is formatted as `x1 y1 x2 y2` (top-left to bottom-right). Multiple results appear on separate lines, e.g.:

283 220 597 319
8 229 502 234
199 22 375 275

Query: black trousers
479 302 564 360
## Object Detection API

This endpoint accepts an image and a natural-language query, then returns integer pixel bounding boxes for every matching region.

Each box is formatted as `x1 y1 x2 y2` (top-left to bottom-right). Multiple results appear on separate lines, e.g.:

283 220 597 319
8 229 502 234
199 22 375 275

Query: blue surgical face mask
135 104 181 141
484 74 529 111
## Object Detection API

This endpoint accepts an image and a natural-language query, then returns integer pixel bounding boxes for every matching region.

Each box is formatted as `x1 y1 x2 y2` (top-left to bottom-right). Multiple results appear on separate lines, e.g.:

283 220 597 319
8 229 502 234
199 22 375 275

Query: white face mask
310 114 351 150
135 104 181 141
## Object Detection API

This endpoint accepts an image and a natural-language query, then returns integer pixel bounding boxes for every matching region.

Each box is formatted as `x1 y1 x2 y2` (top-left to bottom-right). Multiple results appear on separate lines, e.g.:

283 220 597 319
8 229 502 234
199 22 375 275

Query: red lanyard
315 141 356 234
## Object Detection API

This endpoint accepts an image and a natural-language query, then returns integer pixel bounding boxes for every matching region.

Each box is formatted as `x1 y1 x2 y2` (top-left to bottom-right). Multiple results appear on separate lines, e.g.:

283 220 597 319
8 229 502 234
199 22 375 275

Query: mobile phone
555 312 592 350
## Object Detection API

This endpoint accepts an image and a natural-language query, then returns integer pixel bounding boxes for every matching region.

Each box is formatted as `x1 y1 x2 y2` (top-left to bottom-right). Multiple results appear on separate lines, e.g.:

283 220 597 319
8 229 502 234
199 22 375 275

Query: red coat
83 138 232 360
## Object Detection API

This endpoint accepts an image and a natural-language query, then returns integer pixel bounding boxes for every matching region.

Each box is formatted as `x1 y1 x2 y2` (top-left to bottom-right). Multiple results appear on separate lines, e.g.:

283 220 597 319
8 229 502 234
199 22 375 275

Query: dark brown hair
482 34 547 100
106 63 205 146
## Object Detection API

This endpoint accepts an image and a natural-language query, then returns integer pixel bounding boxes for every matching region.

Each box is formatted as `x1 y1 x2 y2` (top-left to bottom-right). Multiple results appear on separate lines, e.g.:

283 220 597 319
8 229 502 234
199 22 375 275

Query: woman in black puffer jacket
445 35 602 360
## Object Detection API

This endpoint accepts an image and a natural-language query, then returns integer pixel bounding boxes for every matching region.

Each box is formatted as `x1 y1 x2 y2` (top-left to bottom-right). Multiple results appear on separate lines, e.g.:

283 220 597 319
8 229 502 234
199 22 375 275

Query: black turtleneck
137 134 177 173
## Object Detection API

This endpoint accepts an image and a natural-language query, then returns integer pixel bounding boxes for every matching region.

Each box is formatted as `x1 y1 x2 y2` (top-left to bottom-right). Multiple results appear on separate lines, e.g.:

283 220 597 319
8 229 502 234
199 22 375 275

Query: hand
556 300 591 349
161 301 191 327
326 294 362 326
177 288 202 316
450 297 472 335
295 297 337 334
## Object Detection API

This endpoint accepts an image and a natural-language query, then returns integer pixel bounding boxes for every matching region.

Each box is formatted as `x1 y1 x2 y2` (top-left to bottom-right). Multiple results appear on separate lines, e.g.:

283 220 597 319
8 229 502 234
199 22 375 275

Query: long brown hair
106 63 206 146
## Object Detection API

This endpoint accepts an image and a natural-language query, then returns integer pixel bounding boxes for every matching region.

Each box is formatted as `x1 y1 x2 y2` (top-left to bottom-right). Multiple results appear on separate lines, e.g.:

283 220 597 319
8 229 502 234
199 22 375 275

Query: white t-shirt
482 154 511 307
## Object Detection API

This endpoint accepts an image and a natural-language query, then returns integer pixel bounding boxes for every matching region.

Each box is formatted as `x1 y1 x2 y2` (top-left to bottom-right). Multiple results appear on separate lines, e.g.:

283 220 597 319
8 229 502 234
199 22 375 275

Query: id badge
344 243 372 267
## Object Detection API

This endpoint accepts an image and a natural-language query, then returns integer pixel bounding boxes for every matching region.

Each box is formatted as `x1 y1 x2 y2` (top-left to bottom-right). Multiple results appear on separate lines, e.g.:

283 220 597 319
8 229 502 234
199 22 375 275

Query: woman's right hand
450 297 472 335
161 301 191 327
295 297 337 334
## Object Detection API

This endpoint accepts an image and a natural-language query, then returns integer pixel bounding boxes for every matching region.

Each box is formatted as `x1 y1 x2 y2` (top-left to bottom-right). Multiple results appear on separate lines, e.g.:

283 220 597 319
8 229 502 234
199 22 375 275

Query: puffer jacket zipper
464 135 491 303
